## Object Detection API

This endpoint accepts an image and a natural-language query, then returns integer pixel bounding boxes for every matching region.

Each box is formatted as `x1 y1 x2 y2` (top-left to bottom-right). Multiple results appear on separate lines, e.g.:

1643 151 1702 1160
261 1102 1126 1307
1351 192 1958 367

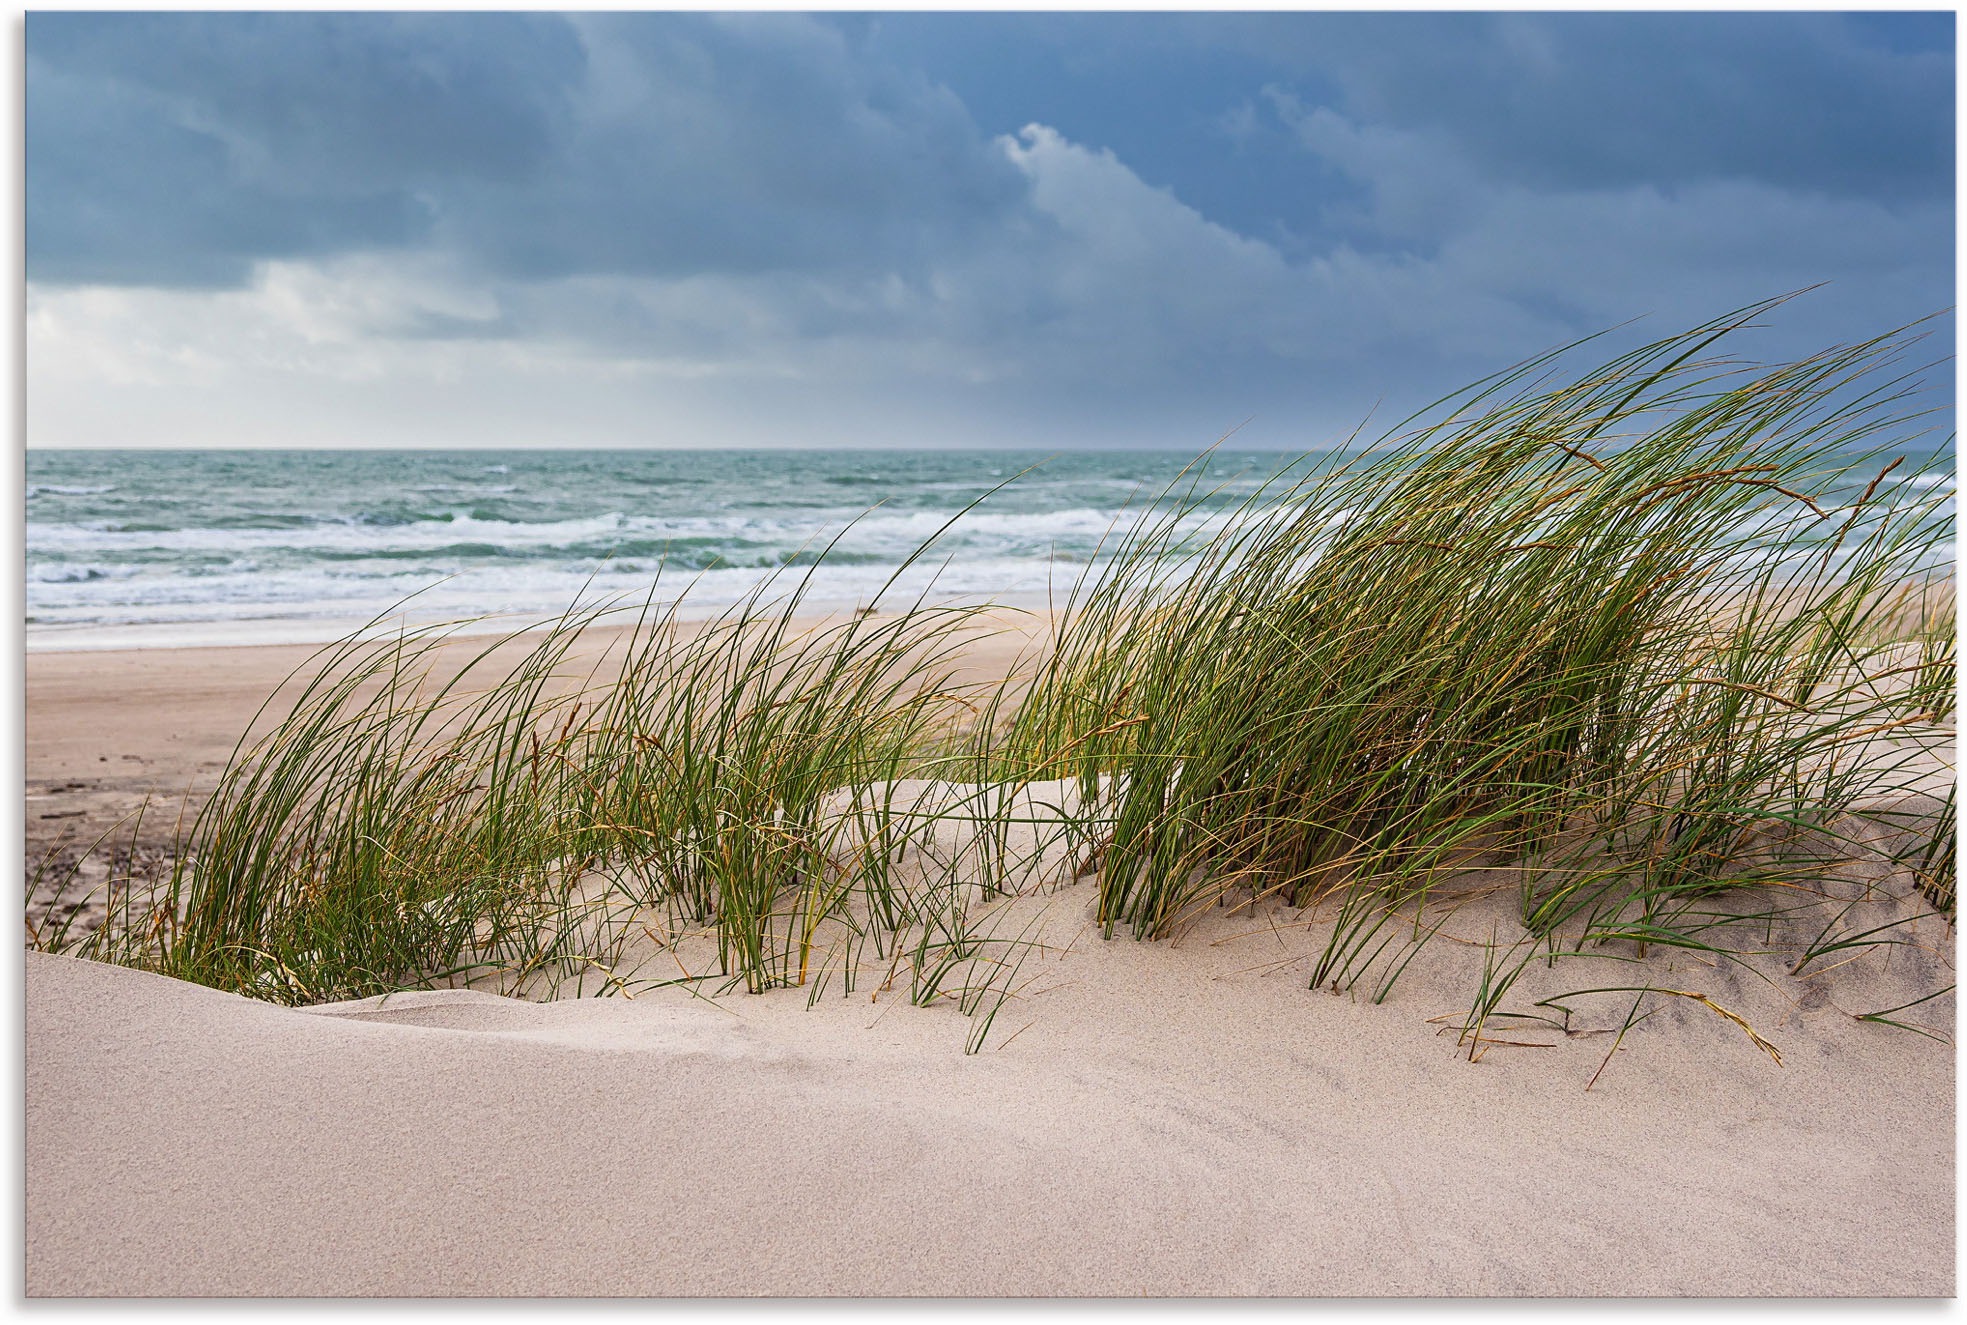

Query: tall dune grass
62 557 1054 1014
35 304 1955 1052
1004 303 1953 1034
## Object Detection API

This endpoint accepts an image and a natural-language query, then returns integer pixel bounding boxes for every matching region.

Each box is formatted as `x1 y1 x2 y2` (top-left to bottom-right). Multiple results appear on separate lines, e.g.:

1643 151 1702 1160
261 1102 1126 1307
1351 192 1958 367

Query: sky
23 9 1957 451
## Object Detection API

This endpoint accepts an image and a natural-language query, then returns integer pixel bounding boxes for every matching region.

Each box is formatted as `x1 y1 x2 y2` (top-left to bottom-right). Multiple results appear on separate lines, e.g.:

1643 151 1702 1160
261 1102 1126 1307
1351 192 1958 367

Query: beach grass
32 302 1955 1052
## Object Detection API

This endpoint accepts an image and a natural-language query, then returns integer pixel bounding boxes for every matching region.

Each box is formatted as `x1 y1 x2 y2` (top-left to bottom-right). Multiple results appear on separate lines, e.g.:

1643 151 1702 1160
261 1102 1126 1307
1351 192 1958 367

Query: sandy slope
27 853 1953 1296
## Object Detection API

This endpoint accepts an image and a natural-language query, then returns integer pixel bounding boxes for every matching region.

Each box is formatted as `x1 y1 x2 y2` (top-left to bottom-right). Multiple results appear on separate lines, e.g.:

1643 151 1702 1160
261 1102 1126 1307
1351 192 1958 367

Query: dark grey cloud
440 13 1028 282
29 11 1952 290
27 12 582 286
862 12 1951 233
1264 12 1953 203
29 12 582 187
28 12 1029 289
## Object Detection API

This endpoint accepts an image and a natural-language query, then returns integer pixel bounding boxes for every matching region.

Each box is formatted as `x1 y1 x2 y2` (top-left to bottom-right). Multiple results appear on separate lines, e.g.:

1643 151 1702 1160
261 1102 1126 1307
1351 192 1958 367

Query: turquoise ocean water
24 450 1307 648
26 447 1952 650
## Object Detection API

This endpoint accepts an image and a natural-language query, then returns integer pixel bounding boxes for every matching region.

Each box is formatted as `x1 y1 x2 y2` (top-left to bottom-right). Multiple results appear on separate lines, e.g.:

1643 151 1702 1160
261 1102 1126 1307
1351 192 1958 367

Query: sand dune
28 845 1953 1296
24 619 1955 1297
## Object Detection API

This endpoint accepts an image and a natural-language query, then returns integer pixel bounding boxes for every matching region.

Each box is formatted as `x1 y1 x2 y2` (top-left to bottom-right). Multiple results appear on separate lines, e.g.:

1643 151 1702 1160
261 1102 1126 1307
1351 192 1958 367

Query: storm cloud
25 11 1954 449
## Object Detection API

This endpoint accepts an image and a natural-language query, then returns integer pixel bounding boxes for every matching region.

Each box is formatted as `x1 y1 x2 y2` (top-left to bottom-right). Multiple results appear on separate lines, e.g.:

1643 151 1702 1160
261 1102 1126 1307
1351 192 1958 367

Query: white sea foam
23 555 1088 637
27 483 117 498
26 504 1184 562
29 562 141 584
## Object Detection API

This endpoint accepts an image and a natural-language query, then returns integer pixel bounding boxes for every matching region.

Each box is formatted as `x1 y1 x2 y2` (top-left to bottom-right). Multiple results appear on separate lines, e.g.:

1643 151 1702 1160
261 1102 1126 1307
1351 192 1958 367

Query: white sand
27 842 1953 1296
24 629 1955 1297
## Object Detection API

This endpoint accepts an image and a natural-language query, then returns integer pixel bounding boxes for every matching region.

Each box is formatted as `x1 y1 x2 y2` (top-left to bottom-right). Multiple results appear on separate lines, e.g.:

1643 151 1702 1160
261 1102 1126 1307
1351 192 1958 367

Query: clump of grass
36 300 1954 1058
62 534 1064 1022
1005 299 1952 1027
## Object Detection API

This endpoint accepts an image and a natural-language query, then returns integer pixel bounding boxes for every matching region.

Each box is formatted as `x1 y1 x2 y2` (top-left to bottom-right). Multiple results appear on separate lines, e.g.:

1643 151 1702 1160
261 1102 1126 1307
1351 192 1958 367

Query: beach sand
23 625 1956 1297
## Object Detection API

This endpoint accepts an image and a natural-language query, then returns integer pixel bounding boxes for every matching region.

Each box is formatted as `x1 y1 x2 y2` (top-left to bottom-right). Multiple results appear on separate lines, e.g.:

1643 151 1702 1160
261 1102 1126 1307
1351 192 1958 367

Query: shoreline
24 586 1073 654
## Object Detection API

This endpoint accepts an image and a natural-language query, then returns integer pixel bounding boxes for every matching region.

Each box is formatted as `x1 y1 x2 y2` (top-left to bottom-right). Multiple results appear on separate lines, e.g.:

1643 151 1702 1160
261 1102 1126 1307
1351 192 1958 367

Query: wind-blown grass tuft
1003 299 1952 1040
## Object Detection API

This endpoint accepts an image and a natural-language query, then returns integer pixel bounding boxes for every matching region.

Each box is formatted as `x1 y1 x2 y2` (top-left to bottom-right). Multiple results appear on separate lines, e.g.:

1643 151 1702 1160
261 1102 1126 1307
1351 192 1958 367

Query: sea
23 449 1305 650
25 446 1953 651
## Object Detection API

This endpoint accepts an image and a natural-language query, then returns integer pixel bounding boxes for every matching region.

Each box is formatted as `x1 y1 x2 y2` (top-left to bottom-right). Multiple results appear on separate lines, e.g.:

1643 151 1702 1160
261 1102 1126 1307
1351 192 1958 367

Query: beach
23 624 1956 1297
25 6 1959 1303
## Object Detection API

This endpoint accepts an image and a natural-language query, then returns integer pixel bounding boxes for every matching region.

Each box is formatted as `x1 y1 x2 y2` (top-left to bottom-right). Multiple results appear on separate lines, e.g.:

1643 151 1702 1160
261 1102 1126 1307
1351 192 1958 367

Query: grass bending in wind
57 525 1072 1023
1006 301 1952 1042
35 303 1954 1056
